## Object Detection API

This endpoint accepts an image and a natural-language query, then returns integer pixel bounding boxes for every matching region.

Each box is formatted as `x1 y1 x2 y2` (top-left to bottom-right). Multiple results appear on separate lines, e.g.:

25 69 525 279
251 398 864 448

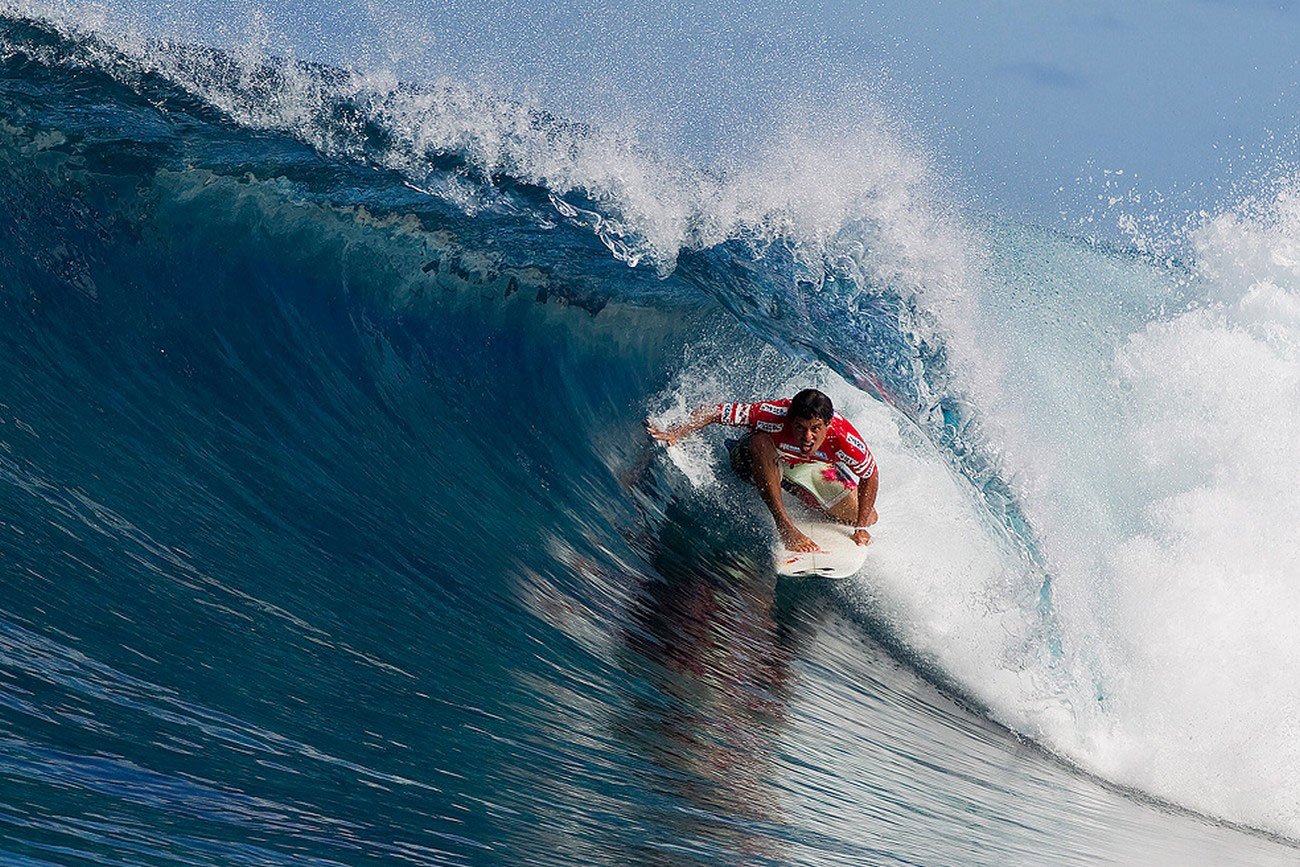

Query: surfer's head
787 389 833 455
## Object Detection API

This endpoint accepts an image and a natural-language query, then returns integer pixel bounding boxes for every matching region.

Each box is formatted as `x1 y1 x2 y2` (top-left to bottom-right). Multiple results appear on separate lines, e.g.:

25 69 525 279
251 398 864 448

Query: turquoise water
1 11 1299 864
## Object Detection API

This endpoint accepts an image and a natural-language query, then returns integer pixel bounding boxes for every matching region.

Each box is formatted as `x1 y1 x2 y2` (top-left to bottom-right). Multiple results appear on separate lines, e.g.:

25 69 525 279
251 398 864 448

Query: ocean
1 7 1299 864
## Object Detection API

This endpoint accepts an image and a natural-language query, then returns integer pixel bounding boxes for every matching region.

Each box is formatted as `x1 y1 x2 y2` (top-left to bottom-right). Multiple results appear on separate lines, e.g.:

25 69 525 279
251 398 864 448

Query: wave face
1 11 1300 863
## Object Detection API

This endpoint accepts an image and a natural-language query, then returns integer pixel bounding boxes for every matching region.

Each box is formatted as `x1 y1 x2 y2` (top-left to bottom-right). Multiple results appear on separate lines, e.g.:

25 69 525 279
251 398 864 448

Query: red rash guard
716 399 876 480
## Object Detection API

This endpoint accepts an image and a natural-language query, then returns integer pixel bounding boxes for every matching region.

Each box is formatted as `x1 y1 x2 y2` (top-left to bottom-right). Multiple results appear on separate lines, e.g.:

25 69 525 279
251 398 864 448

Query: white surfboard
772 496 869 578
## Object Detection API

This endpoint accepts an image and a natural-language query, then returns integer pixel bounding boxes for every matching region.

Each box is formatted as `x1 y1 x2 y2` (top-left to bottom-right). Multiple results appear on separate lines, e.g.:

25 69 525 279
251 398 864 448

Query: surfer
647 389 878 552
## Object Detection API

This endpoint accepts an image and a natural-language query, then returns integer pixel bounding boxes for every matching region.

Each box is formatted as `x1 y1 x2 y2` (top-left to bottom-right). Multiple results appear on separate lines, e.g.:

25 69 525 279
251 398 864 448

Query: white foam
1088 181 1300 832
935 181 1300 838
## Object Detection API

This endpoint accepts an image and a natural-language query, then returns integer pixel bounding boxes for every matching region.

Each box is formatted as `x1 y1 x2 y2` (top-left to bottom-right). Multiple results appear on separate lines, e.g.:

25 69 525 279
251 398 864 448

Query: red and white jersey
717 399 876 480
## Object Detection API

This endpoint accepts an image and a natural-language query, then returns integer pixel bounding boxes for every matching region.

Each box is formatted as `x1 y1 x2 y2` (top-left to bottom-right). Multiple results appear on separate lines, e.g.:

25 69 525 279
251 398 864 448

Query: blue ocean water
2 9 1300 865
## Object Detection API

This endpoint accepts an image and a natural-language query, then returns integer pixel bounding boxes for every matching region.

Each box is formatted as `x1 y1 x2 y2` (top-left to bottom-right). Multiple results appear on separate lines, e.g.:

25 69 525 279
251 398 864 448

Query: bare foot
779 524 820 553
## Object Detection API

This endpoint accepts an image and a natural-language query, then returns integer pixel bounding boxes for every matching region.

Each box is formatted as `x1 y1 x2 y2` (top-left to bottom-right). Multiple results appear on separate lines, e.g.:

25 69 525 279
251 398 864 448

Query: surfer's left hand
852 529 872 546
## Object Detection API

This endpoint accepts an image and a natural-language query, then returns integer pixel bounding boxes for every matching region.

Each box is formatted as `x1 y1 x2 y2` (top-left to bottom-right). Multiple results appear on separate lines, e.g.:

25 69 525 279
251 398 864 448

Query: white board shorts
779 459 858 510
729 437 858 510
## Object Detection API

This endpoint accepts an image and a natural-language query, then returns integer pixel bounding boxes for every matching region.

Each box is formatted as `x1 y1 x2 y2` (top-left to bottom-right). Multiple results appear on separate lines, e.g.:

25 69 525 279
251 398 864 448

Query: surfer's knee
747 431 777 460
744 433 781 487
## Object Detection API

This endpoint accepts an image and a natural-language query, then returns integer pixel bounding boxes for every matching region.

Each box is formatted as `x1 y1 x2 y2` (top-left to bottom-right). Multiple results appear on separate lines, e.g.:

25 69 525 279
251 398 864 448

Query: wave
3 6 1300 851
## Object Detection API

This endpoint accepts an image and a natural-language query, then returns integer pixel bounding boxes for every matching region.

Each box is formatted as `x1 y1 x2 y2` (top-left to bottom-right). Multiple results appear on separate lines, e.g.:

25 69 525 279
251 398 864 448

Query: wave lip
3 4 970 292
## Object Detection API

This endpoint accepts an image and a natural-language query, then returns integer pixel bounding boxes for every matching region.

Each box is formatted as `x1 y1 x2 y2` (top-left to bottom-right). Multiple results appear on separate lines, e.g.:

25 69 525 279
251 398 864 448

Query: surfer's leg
821 470 878 526
809 464 874 525
824 489 858 523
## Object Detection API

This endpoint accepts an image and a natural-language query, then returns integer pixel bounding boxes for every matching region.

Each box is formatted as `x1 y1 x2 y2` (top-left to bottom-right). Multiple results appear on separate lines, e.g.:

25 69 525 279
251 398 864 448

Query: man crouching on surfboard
647 388 878 553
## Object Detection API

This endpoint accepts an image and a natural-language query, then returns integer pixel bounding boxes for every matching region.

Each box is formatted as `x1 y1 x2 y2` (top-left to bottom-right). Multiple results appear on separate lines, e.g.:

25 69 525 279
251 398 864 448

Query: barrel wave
1 10 1298 864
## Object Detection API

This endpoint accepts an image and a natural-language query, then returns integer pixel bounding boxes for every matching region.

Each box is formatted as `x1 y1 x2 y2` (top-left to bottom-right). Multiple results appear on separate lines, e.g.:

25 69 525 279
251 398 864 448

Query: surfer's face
787 415 828 455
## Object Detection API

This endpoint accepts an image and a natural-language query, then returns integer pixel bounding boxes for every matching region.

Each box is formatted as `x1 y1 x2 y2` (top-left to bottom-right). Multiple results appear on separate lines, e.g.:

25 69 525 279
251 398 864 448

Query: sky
852 1 1300 228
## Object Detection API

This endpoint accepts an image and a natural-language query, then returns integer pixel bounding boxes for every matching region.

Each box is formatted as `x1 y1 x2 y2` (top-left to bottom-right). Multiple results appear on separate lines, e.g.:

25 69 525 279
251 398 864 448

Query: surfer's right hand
645 419 680 446
779 524 820 553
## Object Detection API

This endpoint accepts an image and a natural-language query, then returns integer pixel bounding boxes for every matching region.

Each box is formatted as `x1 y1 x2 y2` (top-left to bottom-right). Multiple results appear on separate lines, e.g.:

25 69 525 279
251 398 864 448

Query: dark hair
790 388 833 422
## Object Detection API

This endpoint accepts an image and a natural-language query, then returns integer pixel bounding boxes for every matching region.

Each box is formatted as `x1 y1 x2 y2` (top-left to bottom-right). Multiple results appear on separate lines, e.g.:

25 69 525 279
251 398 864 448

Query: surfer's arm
645 405 721 446
853 469 879 546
